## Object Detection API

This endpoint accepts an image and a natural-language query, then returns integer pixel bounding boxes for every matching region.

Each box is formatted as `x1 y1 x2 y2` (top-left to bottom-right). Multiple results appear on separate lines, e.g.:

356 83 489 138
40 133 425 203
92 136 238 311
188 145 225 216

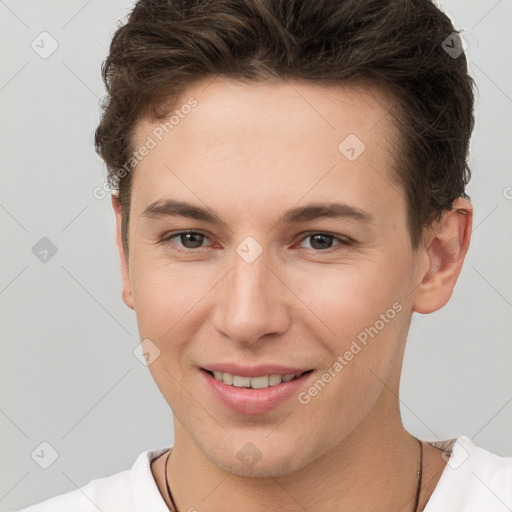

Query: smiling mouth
200 368 314 389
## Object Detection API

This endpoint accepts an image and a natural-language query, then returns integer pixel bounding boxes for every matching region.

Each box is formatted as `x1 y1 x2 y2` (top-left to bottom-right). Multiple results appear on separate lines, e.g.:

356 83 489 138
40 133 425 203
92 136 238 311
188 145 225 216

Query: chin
198 434 317 478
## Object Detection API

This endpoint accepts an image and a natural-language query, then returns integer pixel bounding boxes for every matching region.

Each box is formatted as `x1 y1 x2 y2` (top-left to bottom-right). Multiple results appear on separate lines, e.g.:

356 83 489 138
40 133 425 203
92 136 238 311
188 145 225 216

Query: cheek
129 256 226 375
295 267 407 439
131 262 203 333
291 259 405 341
131 261 208 404
292 259 409 413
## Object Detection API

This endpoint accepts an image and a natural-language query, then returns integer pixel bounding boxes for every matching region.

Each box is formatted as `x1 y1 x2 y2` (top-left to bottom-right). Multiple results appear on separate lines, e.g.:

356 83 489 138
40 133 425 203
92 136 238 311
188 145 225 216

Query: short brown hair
94 0 475 255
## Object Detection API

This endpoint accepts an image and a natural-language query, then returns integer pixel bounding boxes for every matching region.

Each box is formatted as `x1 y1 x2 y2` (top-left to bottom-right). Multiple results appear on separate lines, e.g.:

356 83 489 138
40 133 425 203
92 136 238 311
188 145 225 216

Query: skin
112 77 473 511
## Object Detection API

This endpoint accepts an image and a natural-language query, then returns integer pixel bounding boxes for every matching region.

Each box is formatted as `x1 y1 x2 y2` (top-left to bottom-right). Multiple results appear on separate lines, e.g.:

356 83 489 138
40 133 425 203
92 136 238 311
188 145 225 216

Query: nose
212 245 291 346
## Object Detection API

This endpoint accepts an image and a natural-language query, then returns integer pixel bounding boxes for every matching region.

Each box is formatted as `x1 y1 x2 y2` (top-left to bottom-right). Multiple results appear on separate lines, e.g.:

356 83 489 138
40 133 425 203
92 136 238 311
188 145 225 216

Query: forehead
134 77 397 151
129 78 404 229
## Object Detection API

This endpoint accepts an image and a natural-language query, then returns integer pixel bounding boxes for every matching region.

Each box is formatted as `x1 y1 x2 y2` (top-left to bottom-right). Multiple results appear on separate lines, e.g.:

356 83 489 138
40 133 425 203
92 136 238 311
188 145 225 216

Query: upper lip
201 363 313 378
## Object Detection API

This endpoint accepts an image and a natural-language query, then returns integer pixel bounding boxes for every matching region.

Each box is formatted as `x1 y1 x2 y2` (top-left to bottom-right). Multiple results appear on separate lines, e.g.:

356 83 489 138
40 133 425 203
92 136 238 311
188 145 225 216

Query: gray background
1 0 511 509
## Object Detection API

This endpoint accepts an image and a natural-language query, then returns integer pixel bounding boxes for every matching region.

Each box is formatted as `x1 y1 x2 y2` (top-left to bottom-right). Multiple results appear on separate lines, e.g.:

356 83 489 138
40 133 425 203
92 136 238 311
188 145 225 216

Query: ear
412 197 473 314
111 193 135 310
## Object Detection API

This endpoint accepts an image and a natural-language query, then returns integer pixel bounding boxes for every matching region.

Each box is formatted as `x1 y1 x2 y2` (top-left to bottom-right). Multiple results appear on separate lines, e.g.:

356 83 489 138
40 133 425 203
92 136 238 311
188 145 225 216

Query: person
14 0 512 511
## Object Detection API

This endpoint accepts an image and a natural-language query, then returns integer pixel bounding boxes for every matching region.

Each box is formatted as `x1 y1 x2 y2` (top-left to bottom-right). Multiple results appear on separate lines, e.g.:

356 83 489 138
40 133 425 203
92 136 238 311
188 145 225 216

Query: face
115 78 433 477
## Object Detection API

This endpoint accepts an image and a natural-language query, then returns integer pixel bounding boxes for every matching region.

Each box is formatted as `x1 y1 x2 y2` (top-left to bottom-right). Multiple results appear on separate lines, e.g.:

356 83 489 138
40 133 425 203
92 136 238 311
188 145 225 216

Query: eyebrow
141 199 374 226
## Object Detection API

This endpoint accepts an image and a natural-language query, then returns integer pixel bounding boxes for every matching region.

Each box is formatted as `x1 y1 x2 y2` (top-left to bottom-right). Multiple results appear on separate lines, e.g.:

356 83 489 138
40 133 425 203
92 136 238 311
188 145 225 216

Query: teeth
233 375 251 387
210 371 300 388
221 372 234 385
269 374 283 386
250 376 269 389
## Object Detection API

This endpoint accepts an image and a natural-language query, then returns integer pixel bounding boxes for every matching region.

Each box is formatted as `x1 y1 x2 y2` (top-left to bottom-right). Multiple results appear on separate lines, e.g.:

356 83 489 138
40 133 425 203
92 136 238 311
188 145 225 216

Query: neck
164 388 422 512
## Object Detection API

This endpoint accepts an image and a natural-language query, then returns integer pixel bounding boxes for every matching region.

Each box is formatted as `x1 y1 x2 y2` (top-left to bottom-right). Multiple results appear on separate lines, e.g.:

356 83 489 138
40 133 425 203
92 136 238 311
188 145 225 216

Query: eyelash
159 230 354 254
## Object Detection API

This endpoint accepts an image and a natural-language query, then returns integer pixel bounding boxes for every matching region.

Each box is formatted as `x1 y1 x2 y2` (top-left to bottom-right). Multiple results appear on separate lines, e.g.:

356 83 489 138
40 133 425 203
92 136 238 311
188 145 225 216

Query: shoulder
425 435 512 512
12 447 170 512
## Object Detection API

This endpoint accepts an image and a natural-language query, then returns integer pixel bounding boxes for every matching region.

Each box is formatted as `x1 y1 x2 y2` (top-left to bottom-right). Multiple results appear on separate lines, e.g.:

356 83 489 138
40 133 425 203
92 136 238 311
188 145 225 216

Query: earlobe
412 197 473 314
111 193 135 310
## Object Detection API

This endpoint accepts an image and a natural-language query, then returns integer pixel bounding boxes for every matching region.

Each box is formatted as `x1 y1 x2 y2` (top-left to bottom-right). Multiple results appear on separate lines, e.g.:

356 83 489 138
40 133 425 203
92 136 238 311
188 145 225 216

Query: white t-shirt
11 436 512 512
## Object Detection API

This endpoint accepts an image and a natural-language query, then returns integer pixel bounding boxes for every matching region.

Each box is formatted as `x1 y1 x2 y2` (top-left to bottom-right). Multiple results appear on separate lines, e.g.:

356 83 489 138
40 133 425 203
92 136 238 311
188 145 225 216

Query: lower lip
200 369 314 415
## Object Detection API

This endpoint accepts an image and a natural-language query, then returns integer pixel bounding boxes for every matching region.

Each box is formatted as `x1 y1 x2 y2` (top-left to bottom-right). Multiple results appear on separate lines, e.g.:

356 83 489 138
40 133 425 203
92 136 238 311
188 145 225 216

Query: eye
161 230 210 251
160 230 354 253
297 232 353 252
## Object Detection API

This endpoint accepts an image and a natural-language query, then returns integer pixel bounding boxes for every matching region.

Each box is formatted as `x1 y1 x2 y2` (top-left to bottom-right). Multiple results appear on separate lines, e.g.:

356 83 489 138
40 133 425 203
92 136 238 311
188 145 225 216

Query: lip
201 363 312 378
200 367 315 415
